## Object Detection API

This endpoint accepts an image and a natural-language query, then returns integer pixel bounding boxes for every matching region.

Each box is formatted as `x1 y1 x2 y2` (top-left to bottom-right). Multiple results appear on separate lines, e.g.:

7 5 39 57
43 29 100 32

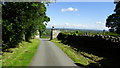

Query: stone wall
57 32 120 68
57 33 120 57
78 34 120 43
50 29 61 40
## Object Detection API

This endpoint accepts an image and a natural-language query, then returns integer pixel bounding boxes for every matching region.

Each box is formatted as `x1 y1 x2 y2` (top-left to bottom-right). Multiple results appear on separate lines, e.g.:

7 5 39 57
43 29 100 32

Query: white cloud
96 21 105 25
96 21 102 24
65 23 70 26
95 21 109 30
61 7 78 12
49 23 92 28
57 0 113 2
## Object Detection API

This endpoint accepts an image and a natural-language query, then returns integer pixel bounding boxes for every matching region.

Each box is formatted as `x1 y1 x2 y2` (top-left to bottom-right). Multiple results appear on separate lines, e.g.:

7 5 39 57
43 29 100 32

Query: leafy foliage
106 1 120 34
2 2 50 50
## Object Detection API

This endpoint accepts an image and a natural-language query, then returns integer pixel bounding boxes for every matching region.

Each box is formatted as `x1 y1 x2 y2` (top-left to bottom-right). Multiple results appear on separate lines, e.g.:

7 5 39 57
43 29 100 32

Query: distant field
46 28 103 33
46 28 120 36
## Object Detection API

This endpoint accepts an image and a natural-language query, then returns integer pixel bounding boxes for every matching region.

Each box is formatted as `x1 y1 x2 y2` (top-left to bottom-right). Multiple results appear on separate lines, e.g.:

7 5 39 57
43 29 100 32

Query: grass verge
2 39 40 66
51 38 103 66
0 55 2 67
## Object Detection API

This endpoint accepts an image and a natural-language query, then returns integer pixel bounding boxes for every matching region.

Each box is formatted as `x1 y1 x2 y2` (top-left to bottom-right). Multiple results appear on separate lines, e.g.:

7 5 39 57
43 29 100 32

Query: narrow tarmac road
30 38 77 66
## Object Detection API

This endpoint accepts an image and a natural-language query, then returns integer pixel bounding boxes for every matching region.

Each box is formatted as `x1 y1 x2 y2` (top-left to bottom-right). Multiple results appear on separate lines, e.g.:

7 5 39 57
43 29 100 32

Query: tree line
2 2 50 50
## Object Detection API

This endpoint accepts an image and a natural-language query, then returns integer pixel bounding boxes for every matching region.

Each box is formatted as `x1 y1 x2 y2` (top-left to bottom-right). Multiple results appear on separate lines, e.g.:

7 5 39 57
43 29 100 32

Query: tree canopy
2 2 50 50
106 1 120 34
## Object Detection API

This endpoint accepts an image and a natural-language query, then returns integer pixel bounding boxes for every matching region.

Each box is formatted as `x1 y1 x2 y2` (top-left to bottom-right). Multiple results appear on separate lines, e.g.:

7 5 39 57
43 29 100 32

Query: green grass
51 38 103 66
2 39 40 66
0 55 2 67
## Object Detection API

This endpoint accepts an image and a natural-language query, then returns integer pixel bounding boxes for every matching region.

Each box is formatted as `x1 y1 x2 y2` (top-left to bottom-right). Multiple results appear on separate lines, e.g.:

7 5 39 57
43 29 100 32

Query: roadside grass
2 39 40 66
51 38 103 66
0 55 2 67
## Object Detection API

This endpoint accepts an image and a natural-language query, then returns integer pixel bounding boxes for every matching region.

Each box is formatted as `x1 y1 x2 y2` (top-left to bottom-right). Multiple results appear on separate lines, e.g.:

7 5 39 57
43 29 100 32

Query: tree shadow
26 40 32 43
57 35 120 68
75 63 102 68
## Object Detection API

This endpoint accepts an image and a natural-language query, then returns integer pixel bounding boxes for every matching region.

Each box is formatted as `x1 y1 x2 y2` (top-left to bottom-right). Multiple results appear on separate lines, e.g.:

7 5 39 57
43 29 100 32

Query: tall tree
106 1 120 34
2 2 50 50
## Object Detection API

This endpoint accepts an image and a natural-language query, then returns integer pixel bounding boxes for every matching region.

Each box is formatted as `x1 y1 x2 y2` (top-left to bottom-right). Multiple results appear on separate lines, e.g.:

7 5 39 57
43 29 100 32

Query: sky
46 2 116 30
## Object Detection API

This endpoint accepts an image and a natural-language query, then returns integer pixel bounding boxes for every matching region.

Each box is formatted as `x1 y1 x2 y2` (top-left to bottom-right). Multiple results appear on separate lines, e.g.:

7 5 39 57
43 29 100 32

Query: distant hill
46 28 104 33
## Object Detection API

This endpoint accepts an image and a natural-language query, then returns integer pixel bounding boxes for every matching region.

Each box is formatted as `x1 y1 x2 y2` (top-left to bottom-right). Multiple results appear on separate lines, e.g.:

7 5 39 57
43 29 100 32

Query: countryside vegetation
2 2 50 50
1 1 120 68
106 2 120 34
2 2 50 66
53 31 120 68
51 1 120 68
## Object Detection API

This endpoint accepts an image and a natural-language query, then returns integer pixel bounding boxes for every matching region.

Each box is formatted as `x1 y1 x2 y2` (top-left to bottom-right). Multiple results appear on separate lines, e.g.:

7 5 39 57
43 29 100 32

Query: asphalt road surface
30 39 77 66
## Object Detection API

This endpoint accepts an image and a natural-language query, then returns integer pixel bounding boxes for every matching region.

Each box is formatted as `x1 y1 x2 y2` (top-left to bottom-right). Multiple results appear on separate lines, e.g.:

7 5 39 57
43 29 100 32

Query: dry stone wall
57 33 120 57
